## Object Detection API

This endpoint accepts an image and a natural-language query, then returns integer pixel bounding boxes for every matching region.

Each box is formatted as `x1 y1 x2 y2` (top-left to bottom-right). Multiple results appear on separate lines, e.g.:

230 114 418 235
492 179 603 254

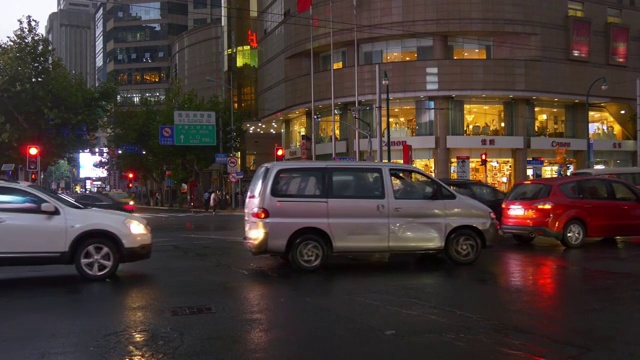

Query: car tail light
124 204 136 212
248 194 256 199
533 201 554 209
251 208 270 219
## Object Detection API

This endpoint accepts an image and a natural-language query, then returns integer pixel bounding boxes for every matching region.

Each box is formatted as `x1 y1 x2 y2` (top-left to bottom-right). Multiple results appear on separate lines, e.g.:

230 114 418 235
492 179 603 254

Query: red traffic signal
480 152 488 166
27 145 40 156
128 172 134 179
274 146 285 161
127 182 133 189
30 172 38 183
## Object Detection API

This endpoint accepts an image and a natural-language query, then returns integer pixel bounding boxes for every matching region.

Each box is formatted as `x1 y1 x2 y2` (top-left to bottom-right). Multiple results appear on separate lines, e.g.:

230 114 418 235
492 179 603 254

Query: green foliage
43 159 74 189
0 16 117 168
108 80 246 189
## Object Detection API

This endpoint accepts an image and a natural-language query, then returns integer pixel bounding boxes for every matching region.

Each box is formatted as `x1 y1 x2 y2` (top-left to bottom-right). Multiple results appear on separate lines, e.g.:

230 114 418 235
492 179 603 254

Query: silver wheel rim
566 223 584 245
80 244 114 276
451 235 479 261
296 241 323 268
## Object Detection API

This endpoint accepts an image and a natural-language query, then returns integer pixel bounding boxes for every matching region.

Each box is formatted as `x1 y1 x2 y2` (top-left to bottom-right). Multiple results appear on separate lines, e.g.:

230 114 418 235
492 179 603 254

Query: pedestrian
155 192 161 207
203 189 211 212
209 191 218 214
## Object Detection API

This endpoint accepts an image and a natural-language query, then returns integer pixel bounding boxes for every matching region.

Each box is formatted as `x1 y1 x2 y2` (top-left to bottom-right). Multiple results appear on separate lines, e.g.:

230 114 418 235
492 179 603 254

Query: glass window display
382 103 416 138
463 104 504 136
289 115 306 148
534 105 566 137
589 110 622 140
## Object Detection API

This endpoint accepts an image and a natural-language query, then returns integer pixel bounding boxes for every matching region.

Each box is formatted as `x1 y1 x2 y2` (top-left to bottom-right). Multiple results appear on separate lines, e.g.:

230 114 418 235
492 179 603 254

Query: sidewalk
137 205 244 214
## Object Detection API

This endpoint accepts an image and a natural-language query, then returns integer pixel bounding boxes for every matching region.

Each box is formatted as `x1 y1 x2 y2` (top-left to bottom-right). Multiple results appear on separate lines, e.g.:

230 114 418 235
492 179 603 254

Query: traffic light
275 146 285 161
127 172 134 189
480 152 488 166
30 172 38 183
26 145 40 172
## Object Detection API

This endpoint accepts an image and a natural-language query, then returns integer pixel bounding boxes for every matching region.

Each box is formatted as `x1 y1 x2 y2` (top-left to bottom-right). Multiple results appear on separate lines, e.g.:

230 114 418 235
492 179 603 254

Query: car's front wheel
74 239 120 280
560 220 586 248
445 229 482 265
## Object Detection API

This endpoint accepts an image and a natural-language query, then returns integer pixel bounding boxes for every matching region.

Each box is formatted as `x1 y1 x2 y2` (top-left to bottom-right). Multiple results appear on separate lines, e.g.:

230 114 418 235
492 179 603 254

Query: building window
534 104 566 138
568 1 584 17
320 49 347 70
193 18 208 27
359 38 433 65
607 8 622 23
211 0 222 7
589 109 622 140
449 37 492 59
289 115 306 148
194 0 207 9
464 103 504 136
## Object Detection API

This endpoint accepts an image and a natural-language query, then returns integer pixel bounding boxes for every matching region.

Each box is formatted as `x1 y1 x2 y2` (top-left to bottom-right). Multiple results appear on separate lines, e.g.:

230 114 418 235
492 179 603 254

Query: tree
0 16 117 169
108 80 247 200
43 159 74 190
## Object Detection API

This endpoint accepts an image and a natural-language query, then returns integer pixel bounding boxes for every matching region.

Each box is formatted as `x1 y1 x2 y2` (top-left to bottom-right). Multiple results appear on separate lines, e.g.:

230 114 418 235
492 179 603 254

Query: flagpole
310 4 316 161
354 0 359 161
330 0 336 159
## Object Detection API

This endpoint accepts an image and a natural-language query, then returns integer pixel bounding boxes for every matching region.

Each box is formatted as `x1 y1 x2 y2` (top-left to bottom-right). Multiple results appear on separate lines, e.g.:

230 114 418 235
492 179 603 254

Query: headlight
125 219 149 235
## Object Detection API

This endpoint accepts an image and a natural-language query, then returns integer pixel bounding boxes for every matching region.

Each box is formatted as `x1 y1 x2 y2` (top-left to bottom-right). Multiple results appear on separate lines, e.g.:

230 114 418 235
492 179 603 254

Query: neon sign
248 30 258 48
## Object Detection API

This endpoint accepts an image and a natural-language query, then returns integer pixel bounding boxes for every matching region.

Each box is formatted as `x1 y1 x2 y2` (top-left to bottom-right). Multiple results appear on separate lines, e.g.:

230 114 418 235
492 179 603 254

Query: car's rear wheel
560 220 586 248
513 234 535 244
74 238 120 280
289 234 328 271
445 229 482 265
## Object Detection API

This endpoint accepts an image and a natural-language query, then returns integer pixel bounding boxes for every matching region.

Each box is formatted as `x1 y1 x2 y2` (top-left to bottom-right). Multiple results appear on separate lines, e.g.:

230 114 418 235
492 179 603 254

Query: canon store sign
530 138 587 151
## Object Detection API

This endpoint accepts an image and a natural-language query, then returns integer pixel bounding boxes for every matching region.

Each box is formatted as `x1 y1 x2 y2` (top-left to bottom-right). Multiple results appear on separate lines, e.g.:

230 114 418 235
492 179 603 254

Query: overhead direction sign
173 111 216 146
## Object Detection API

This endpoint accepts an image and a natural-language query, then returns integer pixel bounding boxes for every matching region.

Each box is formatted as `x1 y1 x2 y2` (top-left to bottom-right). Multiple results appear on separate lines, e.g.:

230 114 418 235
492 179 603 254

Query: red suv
501 176 640 248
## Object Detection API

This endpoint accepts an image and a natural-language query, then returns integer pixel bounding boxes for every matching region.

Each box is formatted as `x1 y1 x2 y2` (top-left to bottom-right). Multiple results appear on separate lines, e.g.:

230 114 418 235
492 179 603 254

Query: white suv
0 180 152 280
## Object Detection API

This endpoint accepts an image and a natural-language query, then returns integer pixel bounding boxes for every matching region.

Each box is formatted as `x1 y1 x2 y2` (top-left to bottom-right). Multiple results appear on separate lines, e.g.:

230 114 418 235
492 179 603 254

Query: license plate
508 208 525 216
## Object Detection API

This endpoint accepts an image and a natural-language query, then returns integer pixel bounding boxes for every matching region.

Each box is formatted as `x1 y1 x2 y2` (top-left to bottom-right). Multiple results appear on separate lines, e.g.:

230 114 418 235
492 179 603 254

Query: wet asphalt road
2 209 640 359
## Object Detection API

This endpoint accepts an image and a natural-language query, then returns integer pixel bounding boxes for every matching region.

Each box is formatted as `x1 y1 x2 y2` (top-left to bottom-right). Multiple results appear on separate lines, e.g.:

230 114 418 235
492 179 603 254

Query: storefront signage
247 30 258 48
568 17 591 60
446 136 524 149
285 147 301 159
592 140 636 151
456 156 470 180
530 137 587 150
608 24 629 65
356 136 435 153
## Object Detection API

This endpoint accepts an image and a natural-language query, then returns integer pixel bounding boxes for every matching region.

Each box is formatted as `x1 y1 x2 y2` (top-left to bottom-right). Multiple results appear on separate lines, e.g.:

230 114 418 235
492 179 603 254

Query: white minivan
244 162 502 271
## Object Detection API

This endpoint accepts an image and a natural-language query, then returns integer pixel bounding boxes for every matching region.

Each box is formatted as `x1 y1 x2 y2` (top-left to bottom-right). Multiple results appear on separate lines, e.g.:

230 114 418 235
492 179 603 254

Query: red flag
298 0 311 13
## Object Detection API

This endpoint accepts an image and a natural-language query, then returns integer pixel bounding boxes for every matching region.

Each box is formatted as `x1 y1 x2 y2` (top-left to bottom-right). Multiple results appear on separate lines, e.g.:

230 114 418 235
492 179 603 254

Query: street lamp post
585 77 608 169
206 74 236 209
382 71 390 162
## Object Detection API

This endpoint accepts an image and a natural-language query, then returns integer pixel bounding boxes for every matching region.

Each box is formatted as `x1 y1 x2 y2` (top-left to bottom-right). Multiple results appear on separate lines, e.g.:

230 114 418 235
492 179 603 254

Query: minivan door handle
394 207 402 212
376 204 385 212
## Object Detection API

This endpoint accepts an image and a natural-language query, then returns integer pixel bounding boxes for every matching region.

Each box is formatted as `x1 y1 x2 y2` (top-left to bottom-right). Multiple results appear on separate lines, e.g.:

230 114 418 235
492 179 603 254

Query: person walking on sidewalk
209 191 218 214
203 189 211 212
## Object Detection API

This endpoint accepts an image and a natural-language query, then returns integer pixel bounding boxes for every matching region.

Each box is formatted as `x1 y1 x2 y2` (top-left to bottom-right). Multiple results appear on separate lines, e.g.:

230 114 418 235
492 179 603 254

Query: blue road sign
526 159 545 166
120 144 141 153
215 154 228 164
159 126 175 145
236 171 244 178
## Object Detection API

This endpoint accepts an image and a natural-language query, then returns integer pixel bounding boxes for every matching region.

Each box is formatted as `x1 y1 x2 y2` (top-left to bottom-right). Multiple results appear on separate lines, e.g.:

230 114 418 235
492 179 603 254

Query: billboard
568 17 591 61
609 24 629 65
79 152 108 178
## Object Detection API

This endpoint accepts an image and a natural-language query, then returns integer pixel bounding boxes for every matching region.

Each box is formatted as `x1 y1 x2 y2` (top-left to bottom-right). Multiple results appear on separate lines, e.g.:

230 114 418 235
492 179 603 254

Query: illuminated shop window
451 157 513 192
568 1 584 17
463 103 504 136
289 115 306 148
117 73 128 85
534 105 566 138
132 72 142 85
449 37 492 59
317 114 341 143
144 71 160 83
607 8 622 23
381 103 417 138
589 109 622 140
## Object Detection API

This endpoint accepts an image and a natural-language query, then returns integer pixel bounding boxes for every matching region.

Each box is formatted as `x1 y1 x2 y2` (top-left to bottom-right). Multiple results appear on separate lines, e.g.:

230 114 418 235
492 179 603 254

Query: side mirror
40 203 57 214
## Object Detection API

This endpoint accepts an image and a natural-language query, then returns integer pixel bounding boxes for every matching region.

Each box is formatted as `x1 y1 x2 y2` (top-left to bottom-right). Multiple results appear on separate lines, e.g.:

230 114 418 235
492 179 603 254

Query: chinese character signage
173 111 216 146
608 24 629 65
247 30 258 48
568 17 591 61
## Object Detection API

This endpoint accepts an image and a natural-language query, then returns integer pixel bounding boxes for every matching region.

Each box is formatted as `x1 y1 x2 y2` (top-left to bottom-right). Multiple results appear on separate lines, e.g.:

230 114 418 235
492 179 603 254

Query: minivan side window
271 169 324 198
390 169 453 200
558 181 580 199
329 168 384 199
248 165 269 199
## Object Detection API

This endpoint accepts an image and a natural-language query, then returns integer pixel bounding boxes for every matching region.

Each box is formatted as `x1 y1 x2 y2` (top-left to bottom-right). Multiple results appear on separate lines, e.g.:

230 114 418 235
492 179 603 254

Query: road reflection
238 281 273 356
499 252 560 312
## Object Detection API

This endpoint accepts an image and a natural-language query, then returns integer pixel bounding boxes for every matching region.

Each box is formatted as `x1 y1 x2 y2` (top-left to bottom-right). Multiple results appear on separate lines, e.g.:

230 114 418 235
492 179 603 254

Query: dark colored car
501 176 640 248
439 179 506 221
70 193 136 213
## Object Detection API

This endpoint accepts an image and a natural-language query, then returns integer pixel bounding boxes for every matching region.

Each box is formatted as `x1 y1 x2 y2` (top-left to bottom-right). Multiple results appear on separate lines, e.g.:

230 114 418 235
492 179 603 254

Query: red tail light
124 204 136 213
251 208 270 219
533 201 554 209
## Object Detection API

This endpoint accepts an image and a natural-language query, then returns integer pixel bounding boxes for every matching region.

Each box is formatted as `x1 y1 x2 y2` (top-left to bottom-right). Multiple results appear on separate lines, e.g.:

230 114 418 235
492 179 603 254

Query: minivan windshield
27 185 85 209
506 183 551 201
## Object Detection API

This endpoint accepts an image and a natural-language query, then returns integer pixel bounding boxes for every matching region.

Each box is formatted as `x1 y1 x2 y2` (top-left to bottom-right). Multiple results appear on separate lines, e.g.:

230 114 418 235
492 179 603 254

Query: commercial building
46 0 100 87
257 0 640 191
95 0 189 105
